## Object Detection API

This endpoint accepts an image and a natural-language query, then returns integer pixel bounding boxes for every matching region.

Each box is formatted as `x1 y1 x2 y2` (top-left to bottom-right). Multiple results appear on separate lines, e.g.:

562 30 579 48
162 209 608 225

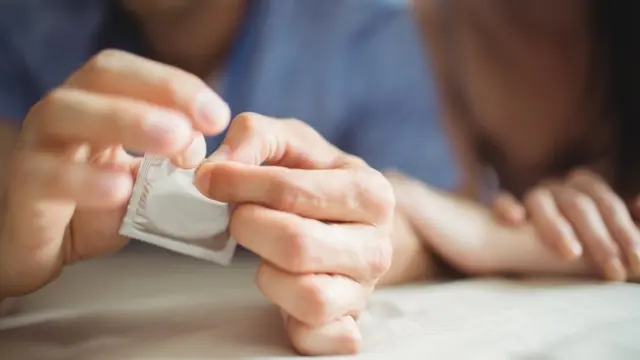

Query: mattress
1 246 639 360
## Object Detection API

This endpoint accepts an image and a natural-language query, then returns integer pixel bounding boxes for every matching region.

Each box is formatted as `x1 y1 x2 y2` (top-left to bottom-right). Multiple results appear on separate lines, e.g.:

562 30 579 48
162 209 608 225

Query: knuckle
564 192 594 212
158 71 204 106
599 195 624 215
523 187 549 205
36 88 68 115
567 168 596 183
298 277 332 325
268 174 307 212
25 89 72 135
522 188 539 206
84 49 126 76
283 117 338 149
367 237 393 278
281 222 313 272
343 154 369 168
356 169 395 224
231 112 263 134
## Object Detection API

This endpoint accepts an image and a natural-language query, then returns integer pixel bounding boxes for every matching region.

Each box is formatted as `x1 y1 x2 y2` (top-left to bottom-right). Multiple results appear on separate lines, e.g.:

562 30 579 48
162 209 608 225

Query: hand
0 50 230 298
195 113 394 355
493 170 640 281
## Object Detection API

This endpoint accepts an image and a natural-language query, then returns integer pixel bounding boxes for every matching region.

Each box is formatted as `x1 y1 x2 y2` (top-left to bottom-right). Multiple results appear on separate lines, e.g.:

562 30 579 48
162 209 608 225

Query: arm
389 174 591 277
336 3 557 283
383 0 595 279
335 5 457 285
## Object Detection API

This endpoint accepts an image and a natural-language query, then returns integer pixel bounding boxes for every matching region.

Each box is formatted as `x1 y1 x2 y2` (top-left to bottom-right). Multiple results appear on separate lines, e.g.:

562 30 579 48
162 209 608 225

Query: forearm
394 178 593 277
378 209 438 286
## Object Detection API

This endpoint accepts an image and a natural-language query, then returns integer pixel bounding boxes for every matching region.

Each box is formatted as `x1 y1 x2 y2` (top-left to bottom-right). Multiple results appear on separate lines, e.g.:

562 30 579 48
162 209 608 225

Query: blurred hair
437 0 640 198
590 1 640 198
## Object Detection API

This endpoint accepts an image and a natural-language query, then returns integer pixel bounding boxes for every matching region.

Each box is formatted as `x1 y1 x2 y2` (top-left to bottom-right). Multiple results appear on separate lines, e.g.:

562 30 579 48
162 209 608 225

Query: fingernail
194 167 211 195
604 259 626 282
563 240 583 260
196 92 231 133
206 144 231 163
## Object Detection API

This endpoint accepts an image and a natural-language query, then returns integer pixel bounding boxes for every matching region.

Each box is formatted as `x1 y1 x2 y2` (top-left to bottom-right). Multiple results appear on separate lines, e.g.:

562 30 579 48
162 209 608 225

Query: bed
1 246 639 359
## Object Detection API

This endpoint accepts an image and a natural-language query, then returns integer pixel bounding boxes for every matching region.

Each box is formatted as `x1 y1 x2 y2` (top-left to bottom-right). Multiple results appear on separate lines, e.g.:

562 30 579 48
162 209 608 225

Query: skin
0 0 632 356
0 48 401 355
0 2 412 353
413 0 640 282
120 0 247 77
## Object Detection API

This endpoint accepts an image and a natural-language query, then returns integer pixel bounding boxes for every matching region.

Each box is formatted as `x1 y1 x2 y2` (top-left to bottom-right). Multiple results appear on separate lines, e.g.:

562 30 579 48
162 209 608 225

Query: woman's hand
195 113 394 355
493 169 640 281
0 49 230 299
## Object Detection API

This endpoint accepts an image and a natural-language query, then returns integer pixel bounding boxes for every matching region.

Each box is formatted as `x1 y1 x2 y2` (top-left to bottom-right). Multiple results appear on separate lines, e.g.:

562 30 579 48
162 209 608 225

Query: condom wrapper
119 154 236 265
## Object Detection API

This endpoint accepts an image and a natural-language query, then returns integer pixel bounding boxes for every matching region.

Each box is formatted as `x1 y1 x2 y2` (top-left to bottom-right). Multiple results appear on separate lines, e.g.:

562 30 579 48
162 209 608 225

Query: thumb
202 113 345 169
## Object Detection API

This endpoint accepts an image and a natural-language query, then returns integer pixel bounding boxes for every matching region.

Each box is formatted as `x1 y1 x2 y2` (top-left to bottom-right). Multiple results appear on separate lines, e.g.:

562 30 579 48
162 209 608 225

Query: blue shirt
0 0 456 188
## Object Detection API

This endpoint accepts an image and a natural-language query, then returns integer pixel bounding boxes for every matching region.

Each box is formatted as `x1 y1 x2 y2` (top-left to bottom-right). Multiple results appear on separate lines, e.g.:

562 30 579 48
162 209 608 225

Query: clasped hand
194 113 394 355
493 169 640 281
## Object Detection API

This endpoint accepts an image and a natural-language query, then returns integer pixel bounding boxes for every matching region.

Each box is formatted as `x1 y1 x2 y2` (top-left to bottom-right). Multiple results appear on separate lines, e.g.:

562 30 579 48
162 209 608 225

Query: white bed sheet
1 246 639 360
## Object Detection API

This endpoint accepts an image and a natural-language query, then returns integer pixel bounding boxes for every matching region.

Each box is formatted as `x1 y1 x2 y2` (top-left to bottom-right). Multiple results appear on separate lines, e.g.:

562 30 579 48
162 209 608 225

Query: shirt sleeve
339 4 458 190
0 21 37 125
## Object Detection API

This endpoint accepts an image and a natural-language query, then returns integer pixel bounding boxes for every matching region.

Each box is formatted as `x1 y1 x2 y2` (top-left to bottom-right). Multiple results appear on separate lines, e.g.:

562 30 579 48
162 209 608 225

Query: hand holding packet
119 154 237 265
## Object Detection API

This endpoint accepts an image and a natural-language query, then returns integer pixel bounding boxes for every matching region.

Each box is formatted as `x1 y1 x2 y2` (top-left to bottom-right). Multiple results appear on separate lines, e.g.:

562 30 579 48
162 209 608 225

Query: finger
286 315 361 356
169 133 207 169
231 204 391 281
195 113 394 225
14 150 133 207
492 191 526 225
65 49 230 134
210 113 347 168
27 88 194 153
552 187 626 281
567 170 640 275
524 187 583 260
256 263 370 327
199 161 395 225
1 150 133 297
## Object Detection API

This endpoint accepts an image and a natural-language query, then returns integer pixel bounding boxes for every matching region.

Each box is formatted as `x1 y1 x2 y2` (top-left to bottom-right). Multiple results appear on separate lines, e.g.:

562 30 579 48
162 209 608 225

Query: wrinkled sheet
1 246 639 360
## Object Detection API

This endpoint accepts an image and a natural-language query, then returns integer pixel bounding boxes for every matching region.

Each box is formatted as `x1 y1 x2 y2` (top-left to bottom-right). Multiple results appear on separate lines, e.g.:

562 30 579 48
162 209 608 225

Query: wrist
378 209 437 286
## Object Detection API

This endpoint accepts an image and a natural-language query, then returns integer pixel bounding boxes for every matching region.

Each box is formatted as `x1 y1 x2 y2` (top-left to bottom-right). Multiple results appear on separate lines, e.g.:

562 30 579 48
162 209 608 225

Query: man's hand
195 113 394 356
0 49 230 299
493 169 640 281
